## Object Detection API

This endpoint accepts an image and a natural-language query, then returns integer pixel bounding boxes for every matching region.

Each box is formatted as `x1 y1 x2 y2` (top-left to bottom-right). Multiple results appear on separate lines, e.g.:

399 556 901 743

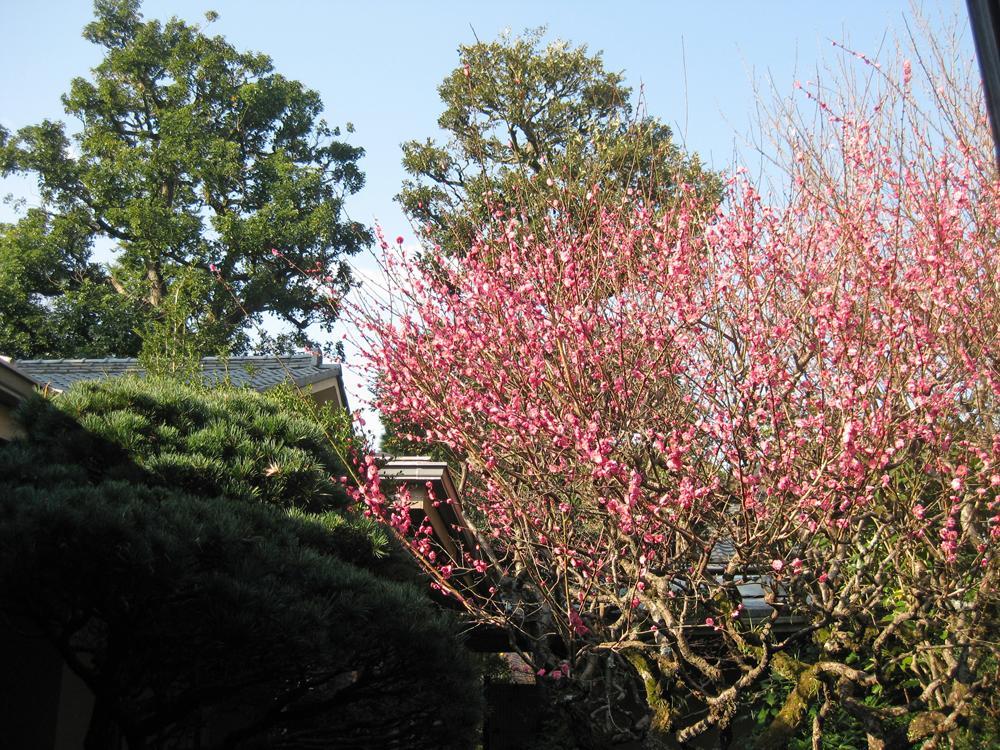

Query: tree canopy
0 0 369 360
0 208 145 358
397 28 719 258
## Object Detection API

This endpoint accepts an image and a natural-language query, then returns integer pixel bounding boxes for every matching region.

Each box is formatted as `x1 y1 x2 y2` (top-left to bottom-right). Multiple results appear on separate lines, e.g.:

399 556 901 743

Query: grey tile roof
12 354 345 403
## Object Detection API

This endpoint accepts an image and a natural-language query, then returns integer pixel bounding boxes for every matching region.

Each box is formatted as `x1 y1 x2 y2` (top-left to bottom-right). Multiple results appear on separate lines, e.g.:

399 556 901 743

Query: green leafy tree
0 0 369 360
0 379 482 749
398 28 719 258
0 208 145 358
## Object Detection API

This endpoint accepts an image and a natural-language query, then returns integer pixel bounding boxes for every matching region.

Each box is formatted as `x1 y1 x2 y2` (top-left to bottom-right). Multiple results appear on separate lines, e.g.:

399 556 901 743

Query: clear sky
0 1 973 428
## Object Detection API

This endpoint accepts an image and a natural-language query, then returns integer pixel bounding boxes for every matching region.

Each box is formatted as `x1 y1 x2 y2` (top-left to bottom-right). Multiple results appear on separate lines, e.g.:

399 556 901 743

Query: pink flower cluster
346 54 999 689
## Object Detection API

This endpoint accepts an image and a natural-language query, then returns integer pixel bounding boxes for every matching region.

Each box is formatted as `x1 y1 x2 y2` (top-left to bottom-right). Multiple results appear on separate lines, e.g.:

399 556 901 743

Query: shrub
0 379 482 749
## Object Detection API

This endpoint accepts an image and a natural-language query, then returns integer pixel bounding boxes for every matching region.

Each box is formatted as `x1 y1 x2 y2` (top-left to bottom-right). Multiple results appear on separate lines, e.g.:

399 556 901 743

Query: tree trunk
624 650 674 748
555 653 658 749
755 655 821 750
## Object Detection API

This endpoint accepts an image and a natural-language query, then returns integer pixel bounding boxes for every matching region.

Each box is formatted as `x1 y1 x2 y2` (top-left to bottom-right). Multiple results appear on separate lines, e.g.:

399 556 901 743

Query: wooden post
967 0 1000 167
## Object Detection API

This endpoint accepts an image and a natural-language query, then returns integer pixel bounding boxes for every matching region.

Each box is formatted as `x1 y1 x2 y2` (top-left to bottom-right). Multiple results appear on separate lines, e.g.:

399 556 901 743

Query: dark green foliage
398 28 720 259
16 376 351 512
0 378 482 748
738 644 1000 750
1 0 369 359
264 382 449 586
0 472 481 749
265 380 363 466
0 209 144 358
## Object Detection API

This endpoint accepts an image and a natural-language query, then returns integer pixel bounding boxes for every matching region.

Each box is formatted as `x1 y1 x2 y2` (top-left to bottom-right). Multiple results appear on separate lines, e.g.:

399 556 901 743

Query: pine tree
0 379 482 749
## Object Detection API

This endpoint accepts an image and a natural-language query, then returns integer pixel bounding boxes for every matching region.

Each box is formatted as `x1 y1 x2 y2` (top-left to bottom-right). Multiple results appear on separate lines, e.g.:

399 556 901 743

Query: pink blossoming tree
347 29 999 749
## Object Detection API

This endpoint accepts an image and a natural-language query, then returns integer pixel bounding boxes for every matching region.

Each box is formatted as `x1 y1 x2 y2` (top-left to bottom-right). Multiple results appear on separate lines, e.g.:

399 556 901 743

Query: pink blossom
341 57 1000 730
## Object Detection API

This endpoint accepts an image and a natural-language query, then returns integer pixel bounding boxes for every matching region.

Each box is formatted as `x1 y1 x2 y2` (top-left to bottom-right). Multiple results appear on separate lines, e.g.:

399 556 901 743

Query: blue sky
0 1 973 425
2 1 967 231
